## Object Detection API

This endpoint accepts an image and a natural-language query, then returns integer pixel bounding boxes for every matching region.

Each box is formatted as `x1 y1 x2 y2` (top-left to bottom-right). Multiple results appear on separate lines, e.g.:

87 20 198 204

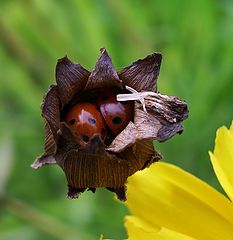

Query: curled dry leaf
32 48 188 201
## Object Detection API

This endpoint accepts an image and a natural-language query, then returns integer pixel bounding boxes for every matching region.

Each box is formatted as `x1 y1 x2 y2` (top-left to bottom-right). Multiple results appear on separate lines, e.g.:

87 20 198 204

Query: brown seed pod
31 48 188 201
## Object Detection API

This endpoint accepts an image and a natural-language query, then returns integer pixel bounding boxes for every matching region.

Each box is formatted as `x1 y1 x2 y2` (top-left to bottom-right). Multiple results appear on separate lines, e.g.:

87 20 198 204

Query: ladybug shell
97 89 134 136
65 103 107 142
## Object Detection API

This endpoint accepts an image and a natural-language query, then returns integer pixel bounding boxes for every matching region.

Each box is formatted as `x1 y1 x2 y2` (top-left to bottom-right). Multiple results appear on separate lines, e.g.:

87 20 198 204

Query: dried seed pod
32 48 189 201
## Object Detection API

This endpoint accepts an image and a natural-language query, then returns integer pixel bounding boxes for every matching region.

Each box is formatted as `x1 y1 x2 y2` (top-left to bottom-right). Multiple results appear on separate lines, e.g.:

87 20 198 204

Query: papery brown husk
53 123 162 200
50 89 187 200
32 48 189 201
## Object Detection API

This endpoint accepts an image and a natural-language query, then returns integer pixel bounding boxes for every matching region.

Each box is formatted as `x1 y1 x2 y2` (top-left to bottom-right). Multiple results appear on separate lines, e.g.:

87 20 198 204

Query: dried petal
106 186 127 201
56 56 90 106
31 155 56 169
133 140 162 170
134 103 161 140
157 122 184 142
85 48 123 90
41 85 60 138
107 121 139 153
134 90 188 142
31 121 57 169
35 85 61 168
31 86 60 169
44 120 57 155
57 135 130 190
59 122 85 146
144 93 188 123
67 186 86 199
118 140 161 176
118 53 162 92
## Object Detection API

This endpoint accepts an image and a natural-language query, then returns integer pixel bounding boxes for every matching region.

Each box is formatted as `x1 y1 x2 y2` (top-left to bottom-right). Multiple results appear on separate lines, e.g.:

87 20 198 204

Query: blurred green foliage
0 0 233 239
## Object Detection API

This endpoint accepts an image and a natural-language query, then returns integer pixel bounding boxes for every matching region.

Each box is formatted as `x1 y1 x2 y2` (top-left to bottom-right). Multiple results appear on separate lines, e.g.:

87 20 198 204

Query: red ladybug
97 89 134 136
65 103 107 142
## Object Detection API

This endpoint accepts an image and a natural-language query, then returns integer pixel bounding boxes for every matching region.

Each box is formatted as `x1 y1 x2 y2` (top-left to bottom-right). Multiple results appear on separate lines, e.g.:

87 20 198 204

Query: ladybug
65 102 107 143
97 89 134 136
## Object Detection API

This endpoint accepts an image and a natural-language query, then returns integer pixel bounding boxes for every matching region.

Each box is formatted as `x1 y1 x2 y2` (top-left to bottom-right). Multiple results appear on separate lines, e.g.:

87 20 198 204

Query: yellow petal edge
209 121 233 201
125 215 195 240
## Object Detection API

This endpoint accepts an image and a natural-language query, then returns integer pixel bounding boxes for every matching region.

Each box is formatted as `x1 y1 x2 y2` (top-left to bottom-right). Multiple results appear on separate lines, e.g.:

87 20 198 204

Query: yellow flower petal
209 122 233 201
230 121 233 135
126 162 233 240
125 216 196 240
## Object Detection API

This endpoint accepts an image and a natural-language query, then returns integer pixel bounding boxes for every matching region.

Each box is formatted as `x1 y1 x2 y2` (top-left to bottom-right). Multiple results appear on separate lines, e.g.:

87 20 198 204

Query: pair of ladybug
65 89 134 143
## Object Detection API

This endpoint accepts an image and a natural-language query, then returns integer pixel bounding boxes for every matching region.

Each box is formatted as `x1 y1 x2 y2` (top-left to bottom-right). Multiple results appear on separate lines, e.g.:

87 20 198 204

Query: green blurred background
0 0 233 239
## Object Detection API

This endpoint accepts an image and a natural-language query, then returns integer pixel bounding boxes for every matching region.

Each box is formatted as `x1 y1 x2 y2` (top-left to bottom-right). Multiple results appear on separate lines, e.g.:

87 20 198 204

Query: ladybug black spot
102 95 109 101
112 117 122 125
82 135 89 142
69 119 76 125
88 118 96 125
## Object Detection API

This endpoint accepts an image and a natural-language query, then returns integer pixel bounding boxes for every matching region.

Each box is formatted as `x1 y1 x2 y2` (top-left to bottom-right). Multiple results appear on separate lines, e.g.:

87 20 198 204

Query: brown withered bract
31 48 188 201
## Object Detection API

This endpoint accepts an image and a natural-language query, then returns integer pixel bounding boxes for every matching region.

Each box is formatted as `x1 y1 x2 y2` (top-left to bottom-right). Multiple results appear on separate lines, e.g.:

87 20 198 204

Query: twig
0 196 91 240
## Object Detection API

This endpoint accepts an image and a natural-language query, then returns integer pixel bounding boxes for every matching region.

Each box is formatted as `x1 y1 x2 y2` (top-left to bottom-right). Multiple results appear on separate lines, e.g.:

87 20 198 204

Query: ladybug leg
67 185 86 199
106 186 127 201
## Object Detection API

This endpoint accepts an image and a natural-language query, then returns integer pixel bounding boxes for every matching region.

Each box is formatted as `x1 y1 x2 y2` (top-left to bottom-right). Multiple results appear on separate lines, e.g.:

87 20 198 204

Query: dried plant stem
0 196 91 240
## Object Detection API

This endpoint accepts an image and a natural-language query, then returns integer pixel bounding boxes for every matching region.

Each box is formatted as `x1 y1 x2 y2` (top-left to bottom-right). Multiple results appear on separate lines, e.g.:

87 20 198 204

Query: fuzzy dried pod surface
32 48 188 201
